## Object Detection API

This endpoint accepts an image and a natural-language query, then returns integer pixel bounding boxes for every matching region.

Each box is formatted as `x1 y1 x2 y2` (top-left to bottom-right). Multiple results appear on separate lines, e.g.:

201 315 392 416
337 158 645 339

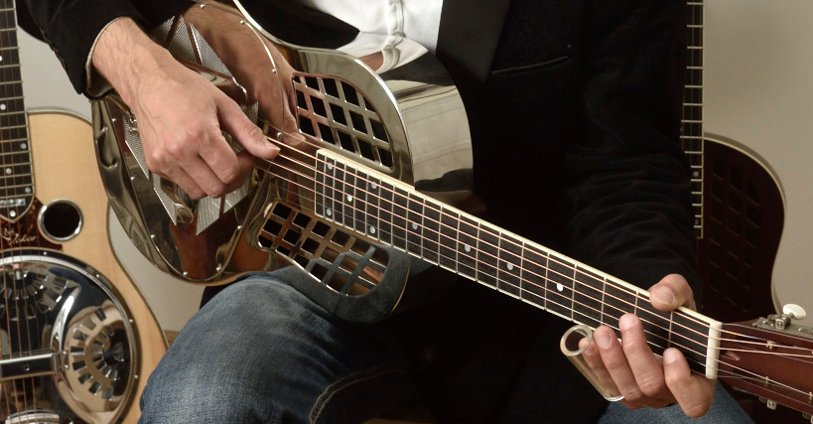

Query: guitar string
256 146 793 364
0 1 28 413
260 160 806 400
258 137 813 356
257 160 813 399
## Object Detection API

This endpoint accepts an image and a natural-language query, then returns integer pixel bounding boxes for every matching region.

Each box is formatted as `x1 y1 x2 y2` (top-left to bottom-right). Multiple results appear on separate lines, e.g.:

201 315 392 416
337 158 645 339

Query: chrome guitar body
93 1 472 322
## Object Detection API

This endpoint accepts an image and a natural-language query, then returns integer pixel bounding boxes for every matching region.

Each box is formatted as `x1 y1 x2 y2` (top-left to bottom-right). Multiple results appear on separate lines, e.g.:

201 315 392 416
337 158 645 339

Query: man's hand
581 274 715 417
91 18 280 199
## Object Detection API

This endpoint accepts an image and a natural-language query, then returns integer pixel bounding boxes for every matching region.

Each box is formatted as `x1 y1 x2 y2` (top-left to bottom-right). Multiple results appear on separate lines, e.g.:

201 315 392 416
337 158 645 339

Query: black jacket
23 0 694 422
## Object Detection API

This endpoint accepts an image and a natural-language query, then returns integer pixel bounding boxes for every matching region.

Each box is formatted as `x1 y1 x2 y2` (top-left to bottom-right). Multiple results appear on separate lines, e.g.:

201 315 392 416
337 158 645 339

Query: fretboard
683 0 704 238
314 150 721 377
0 0 33 222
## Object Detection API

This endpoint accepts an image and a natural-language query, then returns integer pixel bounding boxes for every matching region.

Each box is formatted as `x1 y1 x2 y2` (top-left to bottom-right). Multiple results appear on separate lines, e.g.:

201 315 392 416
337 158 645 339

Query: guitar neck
682 0 704 237
0 0 34 222
313 149 722 378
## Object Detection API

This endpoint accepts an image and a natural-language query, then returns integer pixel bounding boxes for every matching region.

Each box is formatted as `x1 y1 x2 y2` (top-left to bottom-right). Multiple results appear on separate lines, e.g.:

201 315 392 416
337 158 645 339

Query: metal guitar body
92 1 472 322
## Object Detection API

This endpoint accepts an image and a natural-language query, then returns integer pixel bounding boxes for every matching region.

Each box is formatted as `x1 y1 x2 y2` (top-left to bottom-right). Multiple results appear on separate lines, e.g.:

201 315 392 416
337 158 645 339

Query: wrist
91 18 173 103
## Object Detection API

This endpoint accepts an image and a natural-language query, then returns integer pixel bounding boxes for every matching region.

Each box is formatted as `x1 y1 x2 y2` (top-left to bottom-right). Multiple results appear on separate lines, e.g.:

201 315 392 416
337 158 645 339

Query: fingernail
663 348 679 365
652 287 675 306
596 329 613 349
619 314 636 332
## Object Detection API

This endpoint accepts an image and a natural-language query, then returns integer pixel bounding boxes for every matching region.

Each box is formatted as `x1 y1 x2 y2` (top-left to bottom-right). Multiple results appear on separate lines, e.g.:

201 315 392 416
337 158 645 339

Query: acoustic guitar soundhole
699 141 783 321
292 74 394 170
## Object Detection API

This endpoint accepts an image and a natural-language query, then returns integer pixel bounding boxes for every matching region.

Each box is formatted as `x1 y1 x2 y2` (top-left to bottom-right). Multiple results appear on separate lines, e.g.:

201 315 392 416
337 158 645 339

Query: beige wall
18 29 204 332
17 0 813 332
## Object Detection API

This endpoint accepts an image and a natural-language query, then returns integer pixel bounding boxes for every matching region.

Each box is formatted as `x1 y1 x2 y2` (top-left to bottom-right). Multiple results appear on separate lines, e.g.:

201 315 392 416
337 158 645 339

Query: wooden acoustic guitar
91 1 813 421
682 0 785 324
0 1 166 422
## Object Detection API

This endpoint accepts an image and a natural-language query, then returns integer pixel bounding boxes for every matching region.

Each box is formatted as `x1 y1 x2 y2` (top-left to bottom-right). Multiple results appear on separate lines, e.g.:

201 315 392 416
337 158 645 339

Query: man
23 0 752 422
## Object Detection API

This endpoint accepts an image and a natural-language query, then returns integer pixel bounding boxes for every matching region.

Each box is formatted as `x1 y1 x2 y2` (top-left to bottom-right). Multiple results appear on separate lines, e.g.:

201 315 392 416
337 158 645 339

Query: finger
580 337 620 398
196 129 243 186
158 166 205 199
649 273 695 311
217 95 280 159
181 154 230 198
663 348 715 417
618 314 669 401
594 326 645 407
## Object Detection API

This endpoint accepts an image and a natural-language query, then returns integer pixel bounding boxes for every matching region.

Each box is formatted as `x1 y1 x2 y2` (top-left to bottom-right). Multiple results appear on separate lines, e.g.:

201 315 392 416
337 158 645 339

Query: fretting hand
581 273 716 417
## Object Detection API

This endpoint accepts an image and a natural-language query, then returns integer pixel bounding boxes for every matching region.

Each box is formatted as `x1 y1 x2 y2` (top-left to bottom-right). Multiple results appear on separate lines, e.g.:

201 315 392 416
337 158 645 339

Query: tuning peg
783 304 807 320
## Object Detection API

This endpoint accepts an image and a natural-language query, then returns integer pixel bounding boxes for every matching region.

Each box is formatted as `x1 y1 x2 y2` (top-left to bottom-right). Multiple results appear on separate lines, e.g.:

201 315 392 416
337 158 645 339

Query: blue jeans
139 269 753 423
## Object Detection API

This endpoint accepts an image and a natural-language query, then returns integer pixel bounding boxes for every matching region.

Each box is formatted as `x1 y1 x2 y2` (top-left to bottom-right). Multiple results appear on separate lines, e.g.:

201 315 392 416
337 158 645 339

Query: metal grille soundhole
292 73 394 170
258 202 390 296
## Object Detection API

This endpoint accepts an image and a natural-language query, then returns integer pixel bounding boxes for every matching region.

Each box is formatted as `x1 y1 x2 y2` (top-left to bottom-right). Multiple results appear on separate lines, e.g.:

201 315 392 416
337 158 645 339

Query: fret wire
309 154 717 338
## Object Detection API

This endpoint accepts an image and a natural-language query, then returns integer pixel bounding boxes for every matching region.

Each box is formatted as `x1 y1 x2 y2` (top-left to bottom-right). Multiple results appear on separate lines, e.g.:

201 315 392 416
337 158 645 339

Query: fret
391 187 409 251
0 65 19 82
477 223 499 288
377 180 395 246
422 202 441 263
603 282 638 329
329 161 347 227
498 234 523 297
0 48 20 66
405 193 423 256
314 156 330 219
364 176 380 240
574 267 605 328
684 68 702 86
637 299 673 351
546 254 575 319
682 104 702 121
0 126 27 142
457 215 478 279
520 245 549 308
0 182 32 194
437 206 459 272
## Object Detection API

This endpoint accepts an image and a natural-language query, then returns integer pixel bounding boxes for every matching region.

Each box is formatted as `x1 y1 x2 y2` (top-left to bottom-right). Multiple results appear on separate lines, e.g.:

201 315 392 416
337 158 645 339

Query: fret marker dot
20 143 27 150
0 104 6 111
411 222 418 231
464 244 471 253
4 168 11 175
346 194 353 202
0 55 3 62
369 226 376 235
9 210 15 218
327 163 333 171
506 263 514 271
556 283 564 292
371 182 378 190
692 170 700 178
24 187 31 194
326 208 332 217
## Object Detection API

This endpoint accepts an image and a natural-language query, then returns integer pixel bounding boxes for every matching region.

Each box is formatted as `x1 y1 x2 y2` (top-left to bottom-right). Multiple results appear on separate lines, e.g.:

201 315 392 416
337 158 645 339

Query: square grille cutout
293 73 394 171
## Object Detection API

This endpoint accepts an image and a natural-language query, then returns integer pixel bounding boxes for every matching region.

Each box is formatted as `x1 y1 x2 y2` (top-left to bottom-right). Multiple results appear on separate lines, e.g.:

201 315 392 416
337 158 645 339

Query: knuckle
622 388 644 403
637 375 664 397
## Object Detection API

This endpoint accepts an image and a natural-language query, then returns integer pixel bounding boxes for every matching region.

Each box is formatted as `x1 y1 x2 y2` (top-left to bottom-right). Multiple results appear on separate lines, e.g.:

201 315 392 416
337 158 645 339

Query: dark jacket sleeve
23 0 191 96
564 1 700 301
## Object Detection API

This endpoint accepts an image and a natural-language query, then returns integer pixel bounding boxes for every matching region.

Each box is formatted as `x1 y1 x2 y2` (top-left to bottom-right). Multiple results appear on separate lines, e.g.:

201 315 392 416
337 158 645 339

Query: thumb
217 96 280 159
648 273 696 311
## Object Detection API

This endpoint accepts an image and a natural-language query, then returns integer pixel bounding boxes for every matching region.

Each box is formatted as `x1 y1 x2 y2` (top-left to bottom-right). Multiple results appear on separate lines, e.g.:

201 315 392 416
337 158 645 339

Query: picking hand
581 274 715 417
92 18 281 199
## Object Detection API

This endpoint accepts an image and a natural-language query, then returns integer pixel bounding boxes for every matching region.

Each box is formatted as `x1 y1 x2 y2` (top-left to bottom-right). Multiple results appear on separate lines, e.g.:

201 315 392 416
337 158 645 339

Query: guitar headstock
719 306 813 422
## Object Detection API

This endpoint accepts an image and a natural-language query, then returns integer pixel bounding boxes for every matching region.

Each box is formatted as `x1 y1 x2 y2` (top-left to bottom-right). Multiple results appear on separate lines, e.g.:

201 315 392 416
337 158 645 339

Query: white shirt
299 0 443 52
300 0 444 73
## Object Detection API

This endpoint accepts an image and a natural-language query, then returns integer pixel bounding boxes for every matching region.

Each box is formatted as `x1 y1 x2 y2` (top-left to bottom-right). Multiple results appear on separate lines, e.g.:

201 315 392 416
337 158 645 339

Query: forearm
23 0 190 95
91 18 175 105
